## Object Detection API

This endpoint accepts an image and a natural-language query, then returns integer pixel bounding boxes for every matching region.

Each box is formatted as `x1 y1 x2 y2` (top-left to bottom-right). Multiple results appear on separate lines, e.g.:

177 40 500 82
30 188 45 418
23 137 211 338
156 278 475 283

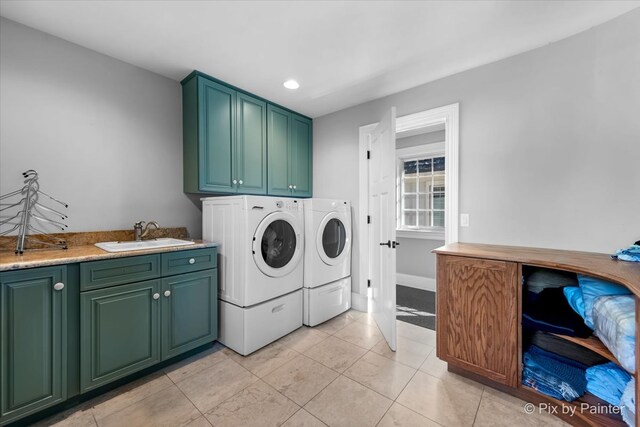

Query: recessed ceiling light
283 79 300 90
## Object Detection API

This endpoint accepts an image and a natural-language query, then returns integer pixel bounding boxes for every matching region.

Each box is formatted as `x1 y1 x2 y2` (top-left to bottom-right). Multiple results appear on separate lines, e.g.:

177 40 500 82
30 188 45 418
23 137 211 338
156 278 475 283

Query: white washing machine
202 195 304 355
303 199 352 326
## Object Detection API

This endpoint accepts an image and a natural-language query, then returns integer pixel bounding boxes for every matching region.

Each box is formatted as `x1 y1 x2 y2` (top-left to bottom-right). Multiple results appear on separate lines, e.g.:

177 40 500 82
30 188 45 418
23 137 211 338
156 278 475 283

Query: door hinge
367 150 370 160
367 215 371 224
367 279 371 288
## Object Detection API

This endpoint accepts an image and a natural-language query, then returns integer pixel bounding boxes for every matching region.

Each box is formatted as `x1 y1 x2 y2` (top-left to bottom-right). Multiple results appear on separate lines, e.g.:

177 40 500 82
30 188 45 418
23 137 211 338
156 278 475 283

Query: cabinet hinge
367 150 370 160
367 215 371 224
367 279 371 288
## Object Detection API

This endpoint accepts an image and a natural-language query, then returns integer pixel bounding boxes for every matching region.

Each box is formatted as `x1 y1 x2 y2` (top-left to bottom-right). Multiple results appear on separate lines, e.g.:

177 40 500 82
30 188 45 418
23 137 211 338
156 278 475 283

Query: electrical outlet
460 213 470 227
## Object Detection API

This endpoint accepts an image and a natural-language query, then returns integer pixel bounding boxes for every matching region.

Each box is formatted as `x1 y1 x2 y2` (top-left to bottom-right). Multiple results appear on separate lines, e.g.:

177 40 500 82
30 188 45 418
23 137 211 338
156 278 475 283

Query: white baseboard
397 273 436 292
351 291 369 312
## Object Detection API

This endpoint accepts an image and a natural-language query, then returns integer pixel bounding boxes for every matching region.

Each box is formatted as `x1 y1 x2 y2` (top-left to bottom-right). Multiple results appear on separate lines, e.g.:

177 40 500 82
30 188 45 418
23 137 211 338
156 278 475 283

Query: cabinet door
80 280 160 392
198 78 237 193
161 270 218 360
267 105 292 196
436 255 519 387
290 114 312 197
0 266 67 424
236 93 267 195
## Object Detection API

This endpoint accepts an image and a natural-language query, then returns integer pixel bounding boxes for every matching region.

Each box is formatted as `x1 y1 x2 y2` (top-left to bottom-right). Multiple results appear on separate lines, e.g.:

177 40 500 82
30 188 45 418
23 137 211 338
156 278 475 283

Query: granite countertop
0 228 218 271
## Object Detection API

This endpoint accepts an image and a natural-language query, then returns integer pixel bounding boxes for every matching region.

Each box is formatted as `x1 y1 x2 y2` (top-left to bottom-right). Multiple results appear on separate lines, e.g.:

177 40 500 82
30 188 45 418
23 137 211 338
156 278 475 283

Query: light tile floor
35 310 569 427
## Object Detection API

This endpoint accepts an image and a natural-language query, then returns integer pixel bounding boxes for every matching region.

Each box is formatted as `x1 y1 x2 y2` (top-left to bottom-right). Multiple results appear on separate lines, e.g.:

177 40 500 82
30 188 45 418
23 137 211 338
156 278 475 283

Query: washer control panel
275 200 301 212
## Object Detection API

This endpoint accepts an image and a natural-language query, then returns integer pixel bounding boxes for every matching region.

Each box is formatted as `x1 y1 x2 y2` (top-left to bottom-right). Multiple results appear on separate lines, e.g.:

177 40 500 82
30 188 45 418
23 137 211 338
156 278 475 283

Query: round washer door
252 211 303 277
316 212 351 266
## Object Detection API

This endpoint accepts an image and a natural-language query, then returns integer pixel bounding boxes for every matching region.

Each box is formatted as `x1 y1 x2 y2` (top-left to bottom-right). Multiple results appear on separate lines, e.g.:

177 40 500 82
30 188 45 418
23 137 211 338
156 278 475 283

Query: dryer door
253 211 303 277
316 212 351 266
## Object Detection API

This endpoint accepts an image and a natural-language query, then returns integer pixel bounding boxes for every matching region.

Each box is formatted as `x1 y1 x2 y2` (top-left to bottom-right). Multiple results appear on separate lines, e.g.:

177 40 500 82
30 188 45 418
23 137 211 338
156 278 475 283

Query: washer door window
253 212 303 277
317 212 351 266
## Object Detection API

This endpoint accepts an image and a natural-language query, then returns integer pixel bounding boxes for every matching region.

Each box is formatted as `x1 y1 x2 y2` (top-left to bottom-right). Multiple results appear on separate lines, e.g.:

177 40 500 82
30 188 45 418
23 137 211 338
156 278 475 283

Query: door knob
239 180 243 185
379 240 391 248
189 258 196 264
288 185 293 189
164 290 171 297
292 185 297 190
153 293 160 300
53 282 65 291
233 179 237 184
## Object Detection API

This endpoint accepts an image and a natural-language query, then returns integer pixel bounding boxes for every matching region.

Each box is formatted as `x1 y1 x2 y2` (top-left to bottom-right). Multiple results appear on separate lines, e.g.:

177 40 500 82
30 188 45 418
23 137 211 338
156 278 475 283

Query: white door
368 107 397 351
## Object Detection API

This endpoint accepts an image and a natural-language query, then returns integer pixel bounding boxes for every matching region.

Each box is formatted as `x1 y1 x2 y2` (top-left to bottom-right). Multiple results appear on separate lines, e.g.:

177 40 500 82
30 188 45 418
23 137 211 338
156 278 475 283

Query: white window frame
396 143 446 240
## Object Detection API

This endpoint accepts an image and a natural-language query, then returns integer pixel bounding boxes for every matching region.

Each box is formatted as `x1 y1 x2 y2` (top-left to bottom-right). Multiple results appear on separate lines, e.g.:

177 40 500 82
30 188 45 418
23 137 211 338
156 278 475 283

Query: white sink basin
95 238 196 253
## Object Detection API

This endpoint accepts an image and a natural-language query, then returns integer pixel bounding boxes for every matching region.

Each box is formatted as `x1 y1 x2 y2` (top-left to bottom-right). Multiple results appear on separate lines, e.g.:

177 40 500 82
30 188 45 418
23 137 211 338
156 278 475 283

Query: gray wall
313 10 640 296
0 18 202 237
396 238 443 279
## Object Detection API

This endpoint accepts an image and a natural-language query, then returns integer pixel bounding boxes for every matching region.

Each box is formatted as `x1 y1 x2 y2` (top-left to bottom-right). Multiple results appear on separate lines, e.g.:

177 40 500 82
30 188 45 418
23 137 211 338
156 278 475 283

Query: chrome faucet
133 220 160 241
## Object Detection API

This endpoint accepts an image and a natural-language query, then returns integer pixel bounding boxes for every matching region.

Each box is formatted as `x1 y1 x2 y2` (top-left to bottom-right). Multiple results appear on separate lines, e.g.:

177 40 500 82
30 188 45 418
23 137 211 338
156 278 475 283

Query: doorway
358 103 459 347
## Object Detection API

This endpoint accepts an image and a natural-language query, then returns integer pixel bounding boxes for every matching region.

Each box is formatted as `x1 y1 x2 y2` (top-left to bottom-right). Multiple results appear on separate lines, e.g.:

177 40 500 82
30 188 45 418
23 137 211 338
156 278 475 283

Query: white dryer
303 199 352 326
202 195 304 355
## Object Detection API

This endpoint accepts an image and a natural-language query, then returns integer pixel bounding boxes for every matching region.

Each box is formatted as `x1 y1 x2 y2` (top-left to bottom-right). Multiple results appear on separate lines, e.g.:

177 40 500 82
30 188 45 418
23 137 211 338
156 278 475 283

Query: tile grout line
166 373 212 425
164 347 230 385
392 400 448 427
370 330 442 427
342 349 416 399
289 351 364 408
92 374 176 424
299 373 346 423
193 373 263 421
471 388 487 426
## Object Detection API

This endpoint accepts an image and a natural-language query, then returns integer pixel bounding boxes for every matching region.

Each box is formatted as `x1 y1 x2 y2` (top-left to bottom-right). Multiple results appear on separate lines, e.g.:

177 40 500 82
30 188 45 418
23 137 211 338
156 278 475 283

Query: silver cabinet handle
189 258 196 264
288 185 293 189
293 185 297 190
164 290 171 297
153 293 160 300
53 282 65 291
232 179 237 184
239 180 243 185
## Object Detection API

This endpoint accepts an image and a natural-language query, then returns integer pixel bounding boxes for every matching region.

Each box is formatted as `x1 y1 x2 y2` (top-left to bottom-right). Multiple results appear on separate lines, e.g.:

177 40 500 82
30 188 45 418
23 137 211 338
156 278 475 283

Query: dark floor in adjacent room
396 285 436 331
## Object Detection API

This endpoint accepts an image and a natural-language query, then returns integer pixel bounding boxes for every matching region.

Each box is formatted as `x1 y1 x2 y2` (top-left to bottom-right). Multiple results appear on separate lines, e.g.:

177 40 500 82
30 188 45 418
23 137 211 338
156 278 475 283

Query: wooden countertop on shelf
0 227 218 271
434 243 640 295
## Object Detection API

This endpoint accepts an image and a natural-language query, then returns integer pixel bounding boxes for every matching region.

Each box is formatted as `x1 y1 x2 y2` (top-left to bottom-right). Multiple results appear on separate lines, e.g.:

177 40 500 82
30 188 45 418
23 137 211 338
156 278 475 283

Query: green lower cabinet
161 270 217 360
0 266 67 425
80 280 161 392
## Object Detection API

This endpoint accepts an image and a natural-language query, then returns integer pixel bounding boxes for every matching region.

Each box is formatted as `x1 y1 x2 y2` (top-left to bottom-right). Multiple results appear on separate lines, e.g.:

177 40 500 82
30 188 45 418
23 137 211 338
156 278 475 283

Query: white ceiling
1 1 638 118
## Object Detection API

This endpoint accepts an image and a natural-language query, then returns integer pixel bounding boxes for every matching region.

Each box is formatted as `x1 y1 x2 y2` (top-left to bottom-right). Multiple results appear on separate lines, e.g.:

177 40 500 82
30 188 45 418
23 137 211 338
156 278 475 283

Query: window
397 144 445 237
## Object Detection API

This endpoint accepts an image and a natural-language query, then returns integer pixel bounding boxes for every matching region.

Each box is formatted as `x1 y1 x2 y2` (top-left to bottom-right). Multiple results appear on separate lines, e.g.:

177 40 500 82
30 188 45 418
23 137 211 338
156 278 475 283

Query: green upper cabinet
267 105 312 197
267 105 293 196
182 71 311 197
183 73 266 194
236 93 267 194
0 266 67 425
290 114 312 197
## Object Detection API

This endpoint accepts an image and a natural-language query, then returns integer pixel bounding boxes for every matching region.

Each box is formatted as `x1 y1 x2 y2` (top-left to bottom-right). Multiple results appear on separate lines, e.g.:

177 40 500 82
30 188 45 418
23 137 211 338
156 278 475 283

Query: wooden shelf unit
549 333 636 378
435 243 639 427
